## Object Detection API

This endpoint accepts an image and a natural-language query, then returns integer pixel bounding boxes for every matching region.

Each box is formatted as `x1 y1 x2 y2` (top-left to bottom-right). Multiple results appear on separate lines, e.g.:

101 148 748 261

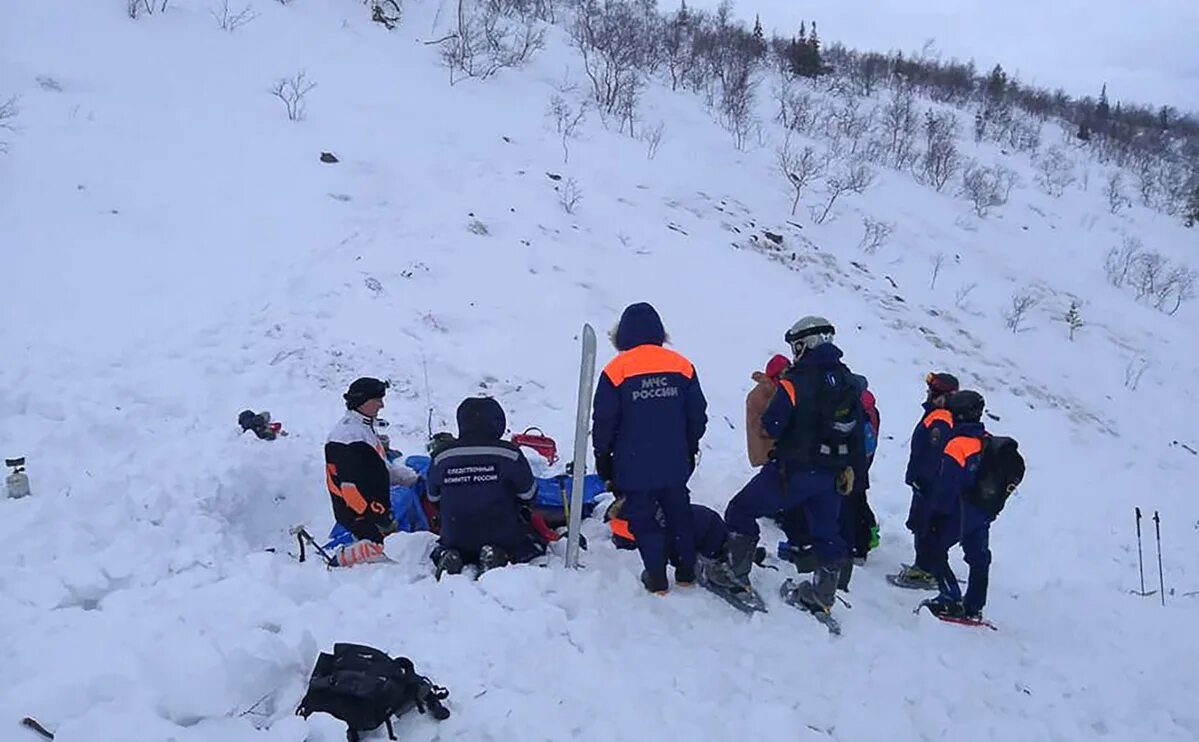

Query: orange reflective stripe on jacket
923 408 953 428
609 517 635 542
327 463 369 515
944 436 983 468
778 378 797 406
602 345 695 387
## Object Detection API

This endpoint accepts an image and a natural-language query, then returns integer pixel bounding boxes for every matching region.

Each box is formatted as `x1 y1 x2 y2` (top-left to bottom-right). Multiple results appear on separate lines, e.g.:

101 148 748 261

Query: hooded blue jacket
427 397 537 553
905 401 956 491
592 303 708 491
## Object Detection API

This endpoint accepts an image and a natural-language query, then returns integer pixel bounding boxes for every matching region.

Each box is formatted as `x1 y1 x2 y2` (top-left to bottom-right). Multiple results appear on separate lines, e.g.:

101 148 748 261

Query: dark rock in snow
320 152 339 163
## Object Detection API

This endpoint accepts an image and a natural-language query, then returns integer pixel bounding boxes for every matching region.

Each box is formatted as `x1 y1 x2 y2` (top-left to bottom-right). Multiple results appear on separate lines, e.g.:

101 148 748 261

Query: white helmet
785 315 835 356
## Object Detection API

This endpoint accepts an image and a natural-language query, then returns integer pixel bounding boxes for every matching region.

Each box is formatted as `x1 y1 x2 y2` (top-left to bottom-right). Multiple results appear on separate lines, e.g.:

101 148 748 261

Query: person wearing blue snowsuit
720 316 863 614
898 372 959 586
921 390 993 620
426 396 546 577
592 302 708 594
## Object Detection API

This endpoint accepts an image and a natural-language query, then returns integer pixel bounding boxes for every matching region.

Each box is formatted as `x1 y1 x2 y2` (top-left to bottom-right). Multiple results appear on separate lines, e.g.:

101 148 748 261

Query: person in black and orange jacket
894 372 960 588
923 390 992 620
325 377 419 549
592 302 708 595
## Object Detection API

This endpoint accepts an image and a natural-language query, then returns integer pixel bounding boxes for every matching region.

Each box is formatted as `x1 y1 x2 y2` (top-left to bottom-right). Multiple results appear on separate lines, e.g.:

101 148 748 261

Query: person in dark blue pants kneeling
718 315 865 617
921 390 993 620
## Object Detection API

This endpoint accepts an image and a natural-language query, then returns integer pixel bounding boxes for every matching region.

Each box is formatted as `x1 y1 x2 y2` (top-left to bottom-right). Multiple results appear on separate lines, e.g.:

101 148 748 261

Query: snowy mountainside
1 2 1198 741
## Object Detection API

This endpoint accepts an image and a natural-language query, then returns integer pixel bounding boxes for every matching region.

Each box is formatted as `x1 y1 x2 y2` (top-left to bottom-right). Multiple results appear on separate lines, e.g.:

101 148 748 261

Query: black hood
456 396 507 440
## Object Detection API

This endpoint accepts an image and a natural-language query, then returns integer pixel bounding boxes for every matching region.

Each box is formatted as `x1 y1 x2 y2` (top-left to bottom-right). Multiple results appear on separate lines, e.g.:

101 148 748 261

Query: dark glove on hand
595 453 614 484
377 517 399 538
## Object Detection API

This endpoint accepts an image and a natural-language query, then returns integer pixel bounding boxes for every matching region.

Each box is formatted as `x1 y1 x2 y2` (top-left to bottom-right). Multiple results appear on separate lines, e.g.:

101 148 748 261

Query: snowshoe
780 578 841 635
434 548 464 580
696 557 766 614
917 599 998 631
477 545 511 576
885 563 938 590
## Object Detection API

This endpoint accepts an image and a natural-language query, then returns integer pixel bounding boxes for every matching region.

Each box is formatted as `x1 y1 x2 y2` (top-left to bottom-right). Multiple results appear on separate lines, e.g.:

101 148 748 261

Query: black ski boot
923 597 965 619
478 545 510 575
641 569 669 595
434 548 464 580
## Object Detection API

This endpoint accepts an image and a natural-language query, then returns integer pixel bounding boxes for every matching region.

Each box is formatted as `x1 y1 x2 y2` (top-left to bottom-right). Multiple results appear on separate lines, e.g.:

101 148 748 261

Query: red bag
511 427 558 466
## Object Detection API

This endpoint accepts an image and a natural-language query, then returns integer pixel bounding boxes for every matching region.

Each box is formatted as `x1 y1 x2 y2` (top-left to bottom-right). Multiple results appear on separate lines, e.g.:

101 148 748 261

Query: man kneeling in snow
427 396 547 579
325 377 419 566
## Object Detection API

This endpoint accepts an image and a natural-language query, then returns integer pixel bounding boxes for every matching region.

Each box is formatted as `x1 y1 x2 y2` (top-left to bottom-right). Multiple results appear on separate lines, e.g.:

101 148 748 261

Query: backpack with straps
296 643 450 741
965 435 1026 518
776 363 862 470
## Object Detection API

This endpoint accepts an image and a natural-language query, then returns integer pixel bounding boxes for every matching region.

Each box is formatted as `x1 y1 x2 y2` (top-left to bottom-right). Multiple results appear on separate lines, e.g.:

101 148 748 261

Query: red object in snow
511 427 558 465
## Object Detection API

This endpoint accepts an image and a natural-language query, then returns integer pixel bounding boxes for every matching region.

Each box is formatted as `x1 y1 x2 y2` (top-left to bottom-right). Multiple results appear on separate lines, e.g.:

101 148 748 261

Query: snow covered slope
1 2 1197 741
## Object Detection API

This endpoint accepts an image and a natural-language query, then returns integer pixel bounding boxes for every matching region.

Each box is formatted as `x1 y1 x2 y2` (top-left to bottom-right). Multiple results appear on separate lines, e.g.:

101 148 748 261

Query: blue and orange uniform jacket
905 402 955 491
928 421 991 534
592 303 708 491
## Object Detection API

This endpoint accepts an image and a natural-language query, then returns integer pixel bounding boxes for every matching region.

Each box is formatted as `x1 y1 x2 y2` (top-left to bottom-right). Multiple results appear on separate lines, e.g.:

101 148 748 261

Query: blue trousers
623 488 696 580
691 504 730 560
906 487 935 571
724 462 846 562
927 517 992 613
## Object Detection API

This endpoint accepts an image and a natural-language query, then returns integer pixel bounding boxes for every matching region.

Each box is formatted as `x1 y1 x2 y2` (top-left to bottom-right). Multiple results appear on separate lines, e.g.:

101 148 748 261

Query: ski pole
1154 510 1165 606
1135 507 1146 596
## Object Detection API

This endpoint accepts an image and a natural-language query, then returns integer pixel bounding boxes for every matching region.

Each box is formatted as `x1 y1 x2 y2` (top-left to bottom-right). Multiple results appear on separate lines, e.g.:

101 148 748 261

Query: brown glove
836 467 855 496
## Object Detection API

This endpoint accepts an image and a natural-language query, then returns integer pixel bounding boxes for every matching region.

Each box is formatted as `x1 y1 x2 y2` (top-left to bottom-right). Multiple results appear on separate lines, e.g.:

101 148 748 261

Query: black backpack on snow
774 363 862 470
965 435 1026 518
296 643 450 741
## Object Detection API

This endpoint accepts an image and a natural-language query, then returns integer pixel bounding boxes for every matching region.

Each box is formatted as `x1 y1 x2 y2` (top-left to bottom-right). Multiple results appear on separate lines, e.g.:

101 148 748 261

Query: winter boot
434 548 464 580
923 597 965 620
795 561 843 614
893 563 938 589
674 563 697 587
641 569 669 595
837 559 854 592
725 532 759 585
478 545 511 574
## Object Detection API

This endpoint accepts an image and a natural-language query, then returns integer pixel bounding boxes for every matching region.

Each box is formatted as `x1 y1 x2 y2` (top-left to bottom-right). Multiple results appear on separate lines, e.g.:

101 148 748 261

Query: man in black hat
324 377 419 554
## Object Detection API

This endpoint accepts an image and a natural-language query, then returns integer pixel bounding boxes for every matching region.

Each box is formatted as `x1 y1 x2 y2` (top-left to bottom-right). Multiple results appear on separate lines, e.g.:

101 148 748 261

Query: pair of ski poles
1134 507 1165 605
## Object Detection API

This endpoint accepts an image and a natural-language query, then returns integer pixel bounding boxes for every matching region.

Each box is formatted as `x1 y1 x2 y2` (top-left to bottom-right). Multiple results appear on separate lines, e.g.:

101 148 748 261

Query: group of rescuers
322 302 999 621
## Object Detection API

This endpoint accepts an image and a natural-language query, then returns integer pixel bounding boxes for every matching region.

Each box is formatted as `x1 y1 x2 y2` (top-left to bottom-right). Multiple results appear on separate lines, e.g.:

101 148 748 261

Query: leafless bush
954 282 978 309
811 161 874 224
1124 358 1150 391
271 71 316 121
916 110 963 192
858 216 894 254
1104 235 1144 289
777 137 826 215
719 59 757 150
782 89 818 134
546 93 586 163
639 120 665 159
959 162 1009 218
929 252 946 289
442 0 545 84
570 0 647 117
0 96 16 155
1004 289 1040 333
877 88 919 169
558 177 583 214
211 0 257 31
128 0 170 18
823 94 874 156
1105 171 1131 215
1035 146 1076 196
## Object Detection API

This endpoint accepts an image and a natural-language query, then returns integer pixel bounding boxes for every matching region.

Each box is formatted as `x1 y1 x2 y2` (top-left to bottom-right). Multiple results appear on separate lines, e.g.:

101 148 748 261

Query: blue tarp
323 455 605 550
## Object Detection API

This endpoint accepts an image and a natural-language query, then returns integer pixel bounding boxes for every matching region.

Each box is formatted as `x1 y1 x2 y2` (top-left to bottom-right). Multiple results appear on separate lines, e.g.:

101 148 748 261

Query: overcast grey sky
688 0 1199 112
